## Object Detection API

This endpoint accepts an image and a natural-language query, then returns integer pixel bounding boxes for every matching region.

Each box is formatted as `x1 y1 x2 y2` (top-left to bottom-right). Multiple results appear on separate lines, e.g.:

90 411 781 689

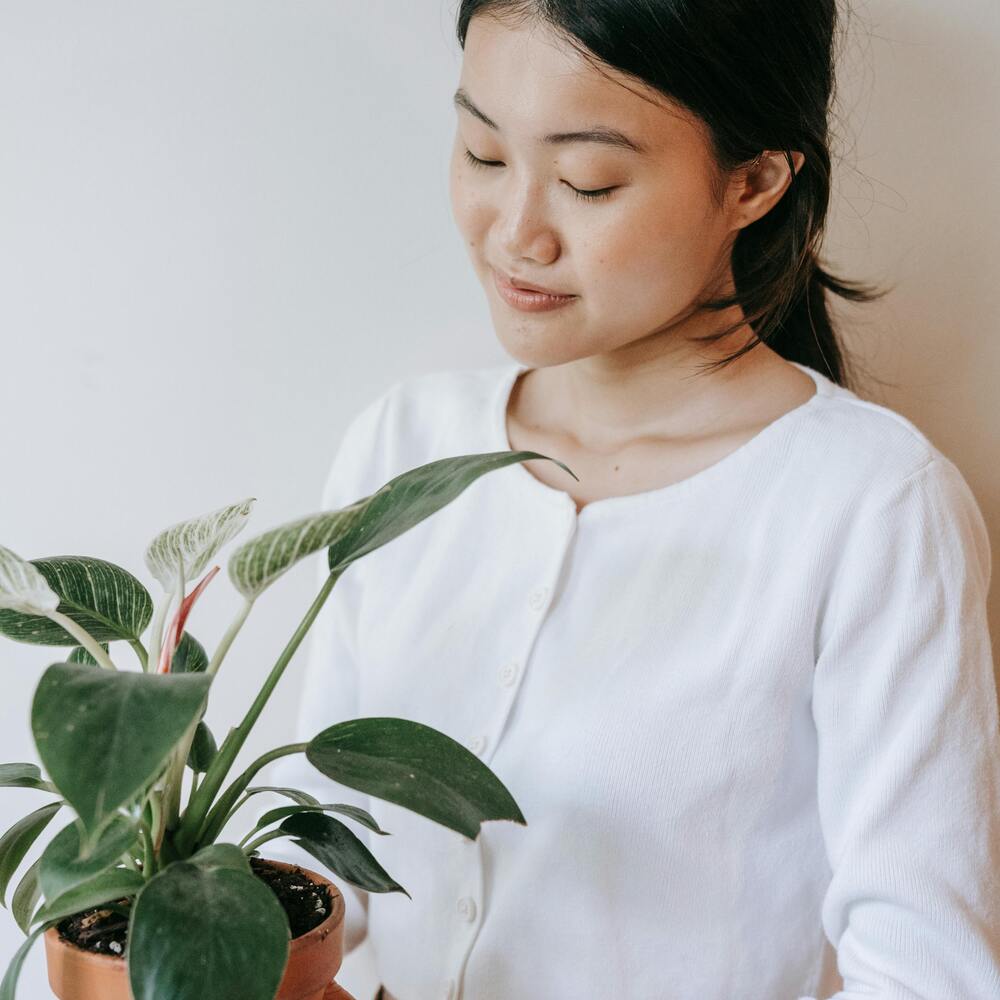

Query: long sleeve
261 389 391 956
800 455 1000 999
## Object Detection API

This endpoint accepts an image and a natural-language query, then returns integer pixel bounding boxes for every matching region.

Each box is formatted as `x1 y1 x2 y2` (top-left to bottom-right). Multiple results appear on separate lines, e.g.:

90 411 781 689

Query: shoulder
324 361 509 503
793 372 942 488
781 367 990 569
377 362 508 435
789 372 991 591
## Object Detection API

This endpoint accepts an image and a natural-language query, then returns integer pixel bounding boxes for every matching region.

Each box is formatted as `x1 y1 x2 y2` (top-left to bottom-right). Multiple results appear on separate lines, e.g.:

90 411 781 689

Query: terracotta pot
43 858 355 1000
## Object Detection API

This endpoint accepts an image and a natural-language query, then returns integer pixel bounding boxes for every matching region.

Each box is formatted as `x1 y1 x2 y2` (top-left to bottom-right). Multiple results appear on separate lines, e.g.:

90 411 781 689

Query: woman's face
448 15 755 369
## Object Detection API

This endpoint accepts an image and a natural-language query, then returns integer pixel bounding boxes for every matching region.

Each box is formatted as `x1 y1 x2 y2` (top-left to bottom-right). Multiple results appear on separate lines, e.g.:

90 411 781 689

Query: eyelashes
462 148 617 202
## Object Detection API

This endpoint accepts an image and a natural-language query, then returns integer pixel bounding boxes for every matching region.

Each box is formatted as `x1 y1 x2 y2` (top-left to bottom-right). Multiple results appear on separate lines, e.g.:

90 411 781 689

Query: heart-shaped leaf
32 662 211 853
67 643 109 666
127 852 288 1000
32 867 144 926
171 631 208 674
11 859 41 935
186 721 218 773
0 763 55 793
0 802 62 907
0 556 152 646
39 815 140 903
0 544 59 615
145 499 256 592
256 803 389 837
306 717 526 839
229 450 575 600
274 811 408 896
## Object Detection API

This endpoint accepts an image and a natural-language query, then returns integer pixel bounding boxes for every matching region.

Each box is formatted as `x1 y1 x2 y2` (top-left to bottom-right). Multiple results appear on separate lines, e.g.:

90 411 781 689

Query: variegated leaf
0 545 58 616
0 557 152 646
228 450 574 600
144 499 256 592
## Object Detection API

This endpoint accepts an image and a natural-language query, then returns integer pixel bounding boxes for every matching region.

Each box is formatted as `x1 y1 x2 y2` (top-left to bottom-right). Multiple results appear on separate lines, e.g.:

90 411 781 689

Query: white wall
0 2 997 998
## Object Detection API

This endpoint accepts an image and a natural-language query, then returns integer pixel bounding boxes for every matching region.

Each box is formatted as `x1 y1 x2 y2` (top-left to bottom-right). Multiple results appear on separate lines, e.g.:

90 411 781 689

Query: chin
492 331 589 371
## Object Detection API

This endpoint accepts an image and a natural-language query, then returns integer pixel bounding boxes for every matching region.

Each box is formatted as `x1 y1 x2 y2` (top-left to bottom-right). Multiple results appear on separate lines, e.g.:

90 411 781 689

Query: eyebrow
452 87 648 155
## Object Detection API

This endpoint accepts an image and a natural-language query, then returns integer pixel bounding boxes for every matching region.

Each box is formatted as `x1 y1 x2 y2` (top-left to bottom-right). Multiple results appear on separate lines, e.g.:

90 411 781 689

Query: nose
494 176 561 267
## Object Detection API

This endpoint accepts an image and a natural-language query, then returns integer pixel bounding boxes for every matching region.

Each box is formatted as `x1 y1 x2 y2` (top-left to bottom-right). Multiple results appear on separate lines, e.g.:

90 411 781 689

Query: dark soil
55 857 333 957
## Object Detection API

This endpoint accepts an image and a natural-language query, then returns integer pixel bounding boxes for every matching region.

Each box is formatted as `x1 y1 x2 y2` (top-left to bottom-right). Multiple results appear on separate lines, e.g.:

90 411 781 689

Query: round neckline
490 357 831 519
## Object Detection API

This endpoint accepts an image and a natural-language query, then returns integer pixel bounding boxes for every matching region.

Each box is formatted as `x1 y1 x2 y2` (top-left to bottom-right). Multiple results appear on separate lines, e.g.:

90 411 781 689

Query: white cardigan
265 359 1000 1000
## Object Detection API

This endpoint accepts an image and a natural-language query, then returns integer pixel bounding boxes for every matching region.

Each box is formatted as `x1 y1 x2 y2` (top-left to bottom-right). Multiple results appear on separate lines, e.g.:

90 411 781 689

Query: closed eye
462 148 618 202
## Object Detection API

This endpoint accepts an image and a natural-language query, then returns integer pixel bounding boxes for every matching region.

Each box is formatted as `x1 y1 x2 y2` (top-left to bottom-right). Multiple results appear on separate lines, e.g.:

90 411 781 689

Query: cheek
448 169 489 246
589 182 727 296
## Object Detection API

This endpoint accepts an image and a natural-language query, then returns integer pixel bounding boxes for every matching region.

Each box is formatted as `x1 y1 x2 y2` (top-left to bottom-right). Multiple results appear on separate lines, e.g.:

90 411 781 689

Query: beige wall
825 0 1000 665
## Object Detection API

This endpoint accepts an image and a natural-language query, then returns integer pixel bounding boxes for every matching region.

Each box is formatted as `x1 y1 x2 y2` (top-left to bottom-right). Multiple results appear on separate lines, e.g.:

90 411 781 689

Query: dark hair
454 0 888 389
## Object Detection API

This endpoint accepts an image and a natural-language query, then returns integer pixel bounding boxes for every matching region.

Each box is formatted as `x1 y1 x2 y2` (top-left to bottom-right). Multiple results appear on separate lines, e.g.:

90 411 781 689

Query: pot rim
43 855 345 960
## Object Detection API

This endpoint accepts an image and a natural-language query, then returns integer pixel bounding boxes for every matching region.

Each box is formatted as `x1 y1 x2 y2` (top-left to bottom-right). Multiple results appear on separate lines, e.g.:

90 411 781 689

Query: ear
729 150 805 231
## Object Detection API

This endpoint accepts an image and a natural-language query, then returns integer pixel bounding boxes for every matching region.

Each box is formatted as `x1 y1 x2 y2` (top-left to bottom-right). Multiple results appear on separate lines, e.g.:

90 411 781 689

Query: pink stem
157 565 221 674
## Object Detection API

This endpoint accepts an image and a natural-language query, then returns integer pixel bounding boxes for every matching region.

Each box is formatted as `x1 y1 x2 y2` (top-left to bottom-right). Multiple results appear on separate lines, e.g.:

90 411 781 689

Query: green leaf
0 921 50 1000
186 721 217 773
32 867 144 926
0 556 153 647
187 842 252 874
144 499 256 592
0 802 61 908
11 859 41 935
274 811 408 897
242 786 319 807
31 661 211 853
171 631 208 674
67 643 109 666
39 816 139 903
256 803 389 837
228 450 576 600
0 763 54 793
307 717 526 839
0 544 59 616
127 854 288 1000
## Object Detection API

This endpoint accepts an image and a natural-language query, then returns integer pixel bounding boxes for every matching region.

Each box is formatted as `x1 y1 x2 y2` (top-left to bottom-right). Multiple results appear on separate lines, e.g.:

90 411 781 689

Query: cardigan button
527 585 549 611
457 896 477 922
498 660 519 686
466 734 487 755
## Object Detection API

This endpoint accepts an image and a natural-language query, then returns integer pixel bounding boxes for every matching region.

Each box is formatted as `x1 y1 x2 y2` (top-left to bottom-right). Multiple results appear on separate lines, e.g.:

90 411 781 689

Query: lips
494 268 574 297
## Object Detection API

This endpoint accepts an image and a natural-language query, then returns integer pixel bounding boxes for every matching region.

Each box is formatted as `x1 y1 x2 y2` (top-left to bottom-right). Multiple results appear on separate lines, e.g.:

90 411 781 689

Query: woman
270 2 1000 997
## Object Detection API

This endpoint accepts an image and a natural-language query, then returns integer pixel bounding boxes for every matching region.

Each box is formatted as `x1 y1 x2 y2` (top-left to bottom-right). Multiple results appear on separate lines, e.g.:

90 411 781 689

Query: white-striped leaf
228 450 574 600
171 631 208 674
144 498 256 592
0 557 152 647
68 643 109 666
0 545 58 616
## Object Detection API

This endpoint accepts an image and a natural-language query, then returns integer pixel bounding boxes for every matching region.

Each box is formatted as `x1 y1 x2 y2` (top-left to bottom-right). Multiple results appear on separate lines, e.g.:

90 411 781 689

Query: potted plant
0 447 575 1000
